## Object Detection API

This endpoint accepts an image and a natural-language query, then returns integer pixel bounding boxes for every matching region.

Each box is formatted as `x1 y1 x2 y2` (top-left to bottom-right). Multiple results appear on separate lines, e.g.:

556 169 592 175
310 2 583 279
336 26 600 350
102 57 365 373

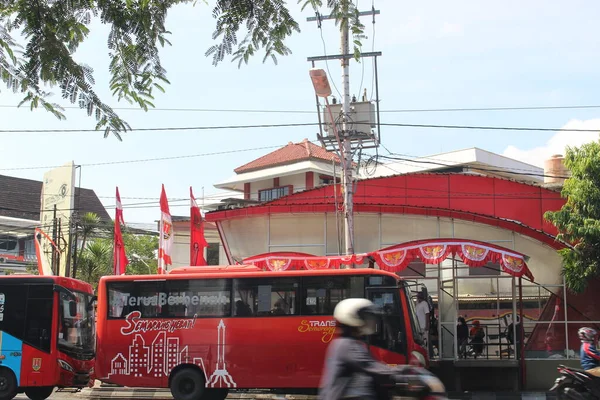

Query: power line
0 122 318 134
379 122 600 133
2 104 600 114
0 143 308 171
1 121 599 136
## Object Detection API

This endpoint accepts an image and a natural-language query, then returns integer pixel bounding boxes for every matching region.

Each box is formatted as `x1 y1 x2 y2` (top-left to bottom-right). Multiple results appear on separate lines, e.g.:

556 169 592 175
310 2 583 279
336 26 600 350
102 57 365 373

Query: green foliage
544 140 600 293
1 0 364 137
75 232 158 288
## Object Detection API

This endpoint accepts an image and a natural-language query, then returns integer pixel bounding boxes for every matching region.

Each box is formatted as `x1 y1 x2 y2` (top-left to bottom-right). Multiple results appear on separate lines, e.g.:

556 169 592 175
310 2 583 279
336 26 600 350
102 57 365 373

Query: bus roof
99 266 401 283
0 275 94 294
169 265 262 274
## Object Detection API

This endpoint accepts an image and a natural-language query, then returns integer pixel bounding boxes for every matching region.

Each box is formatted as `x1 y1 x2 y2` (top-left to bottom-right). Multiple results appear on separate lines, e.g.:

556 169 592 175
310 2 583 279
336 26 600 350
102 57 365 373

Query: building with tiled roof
215 138 343 202
0 174 109 272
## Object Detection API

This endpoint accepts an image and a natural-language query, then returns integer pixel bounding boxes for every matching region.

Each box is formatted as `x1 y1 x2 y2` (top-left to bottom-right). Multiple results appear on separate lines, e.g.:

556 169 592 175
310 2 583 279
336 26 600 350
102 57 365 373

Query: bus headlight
410 351 426 367
58 359 75 373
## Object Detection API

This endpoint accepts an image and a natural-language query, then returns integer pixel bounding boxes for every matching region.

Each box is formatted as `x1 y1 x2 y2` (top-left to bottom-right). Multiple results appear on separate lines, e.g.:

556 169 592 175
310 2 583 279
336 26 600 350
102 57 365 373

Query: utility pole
339 1 354 255
308 3 382 257
51 205 58 275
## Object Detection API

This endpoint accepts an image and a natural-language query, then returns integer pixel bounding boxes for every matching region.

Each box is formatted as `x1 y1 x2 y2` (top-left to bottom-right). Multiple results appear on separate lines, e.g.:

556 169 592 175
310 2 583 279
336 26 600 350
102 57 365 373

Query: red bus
95 266 427 400
0 275 96 400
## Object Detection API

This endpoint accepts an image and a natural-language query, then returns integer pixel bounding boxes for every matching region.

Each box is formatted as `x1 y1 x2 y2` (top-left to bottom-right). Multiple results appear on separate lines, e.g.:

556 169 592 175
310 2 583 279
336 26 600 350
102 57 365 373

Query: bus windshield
58 290 95 359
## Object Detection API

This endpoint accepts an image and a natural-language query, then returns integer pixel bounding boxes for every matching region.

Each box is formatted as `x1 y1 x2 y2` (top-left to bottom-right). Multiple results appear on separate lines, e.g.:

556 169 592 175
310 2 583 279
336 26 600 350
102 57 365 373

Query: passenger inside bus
271 299 287 315
235 300 252 316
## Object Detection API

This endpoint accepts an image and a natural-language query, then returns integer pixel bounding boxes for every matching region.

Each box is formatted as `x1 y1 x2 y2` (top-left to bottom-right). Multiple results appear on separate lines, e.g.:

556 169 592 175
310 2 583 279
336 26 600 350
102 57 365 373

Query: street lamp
131 253 152 274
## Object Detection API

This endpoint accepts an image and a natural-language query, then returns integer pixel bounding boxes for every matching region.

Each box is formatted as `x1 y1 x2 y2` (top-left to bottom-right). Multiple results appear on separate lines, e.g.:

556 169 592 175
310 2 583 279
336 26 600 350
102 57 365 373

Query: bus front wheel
24 386 54 400
170 368 205 400
0 368 17 400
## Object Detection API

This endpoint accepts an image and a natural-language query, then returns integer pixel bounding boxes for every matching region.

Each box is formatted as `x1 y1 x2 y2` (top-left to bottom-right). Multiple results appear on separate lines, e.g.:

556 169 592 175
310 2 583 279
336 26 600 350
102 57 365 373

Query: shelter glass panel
354 214 380 254
222 216 268 260
453 221 514 243
380 215 438 246
269 214 325 247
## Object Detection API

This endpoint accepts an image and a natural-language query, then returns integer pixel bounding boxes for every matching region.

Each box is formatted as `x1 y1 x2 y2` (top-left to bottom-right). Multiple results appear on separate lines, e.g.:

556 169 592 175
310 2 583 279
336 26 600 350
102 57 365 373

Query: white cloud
503 119 600 167
441 22 464 36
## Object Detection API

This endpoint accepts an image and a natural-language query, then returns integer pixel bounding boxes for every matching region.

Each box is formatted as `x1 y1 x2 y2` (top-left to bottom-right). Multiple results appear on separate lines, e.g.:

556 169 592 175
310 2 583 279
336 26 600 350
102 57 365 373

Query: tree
544 140 600 293
72 211 103 279
77 240 112 288
0 0 363 139
75 231 158 288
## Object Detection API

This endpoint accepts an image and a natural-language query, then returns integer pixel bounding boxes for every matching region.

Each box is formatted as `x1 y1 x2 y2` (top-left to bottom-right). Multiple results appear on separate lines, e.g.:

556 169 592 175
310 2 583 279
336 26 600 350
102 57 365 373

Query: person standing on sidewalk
415 292 430 350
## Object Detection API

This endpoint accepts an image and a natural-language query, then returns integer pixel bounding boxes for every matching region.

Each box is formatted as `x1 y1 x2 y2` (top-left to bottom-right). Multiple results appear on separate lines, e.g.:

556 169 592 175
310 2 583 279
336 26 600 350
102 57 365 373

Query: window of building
233 277 299 317
258 185 292 202
207 243 220 265
302 276 364 315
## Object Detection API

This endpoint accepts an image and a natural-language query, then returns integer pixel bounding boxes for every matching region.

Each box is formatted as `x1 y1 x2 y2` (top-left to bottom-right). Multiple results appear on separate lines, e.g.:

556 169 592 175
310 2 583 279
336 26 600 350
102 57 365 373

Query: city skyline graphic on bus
108 319 236 388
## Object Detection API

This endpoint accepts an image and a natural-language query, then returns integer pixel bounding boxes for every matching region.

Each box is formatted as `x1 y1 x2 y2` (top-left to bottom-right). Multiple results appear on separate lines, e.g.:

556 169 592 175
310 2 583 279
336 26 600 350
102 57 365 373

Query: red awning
242 251 366 271
241 238 534 281
369 238 533 281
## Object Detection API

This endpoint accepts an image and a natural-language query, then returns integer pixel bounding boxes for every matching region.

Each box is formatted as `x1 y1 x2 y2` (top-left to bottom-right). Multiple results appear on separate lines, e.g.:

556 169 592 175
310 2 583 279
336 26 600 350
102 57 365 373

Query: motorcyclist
579 327 600 377
318 298 434 400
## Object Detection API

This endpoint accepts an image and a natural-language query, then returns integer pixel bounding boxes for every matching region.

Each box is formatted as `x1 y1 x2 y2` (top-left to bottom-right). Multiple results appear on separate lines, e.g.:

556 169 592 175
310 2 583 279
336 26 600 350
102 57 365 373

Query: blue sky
1 0 600 226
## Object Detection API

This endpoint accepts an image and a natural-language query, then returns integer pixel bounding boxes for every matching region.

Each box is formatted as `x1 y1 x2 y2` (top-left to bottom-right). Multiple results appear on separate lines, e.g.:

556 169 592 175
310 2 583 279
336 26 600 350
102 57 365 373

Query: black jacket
318 336 400 400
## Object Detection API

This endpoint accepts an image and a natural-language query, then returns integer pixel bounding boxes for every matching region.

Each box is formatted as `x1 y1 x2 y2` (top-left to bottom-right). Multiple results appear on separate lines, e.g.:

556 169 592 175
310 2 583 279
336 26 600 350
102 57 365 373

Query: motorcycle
390 370 448 400
550 364 600 400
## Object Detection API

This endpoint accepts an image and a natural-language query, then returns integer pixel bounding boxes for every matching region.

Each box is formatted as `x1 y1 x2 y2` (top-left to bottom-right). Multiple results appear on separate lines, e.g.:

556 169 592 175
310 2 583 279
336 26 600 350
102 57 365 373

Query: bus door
366 286 407 364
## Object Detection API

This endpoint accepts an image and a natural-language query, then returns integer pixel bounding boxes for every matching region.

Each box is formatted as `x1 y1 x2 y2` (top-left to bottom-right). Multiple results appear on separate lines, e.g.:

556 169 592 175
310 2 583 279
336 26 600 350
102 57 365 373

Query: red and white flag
34 228 56 276
158 185 173 274
113 187 129 275
190 187 208 266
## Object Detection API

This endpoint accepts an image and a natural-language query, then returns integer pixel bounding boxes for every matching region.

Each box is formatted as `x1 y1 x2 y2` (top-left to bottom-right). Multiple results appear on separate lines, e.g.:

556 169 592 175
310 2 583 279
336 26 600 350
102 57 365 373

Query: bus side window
0 285 28 346
166 279 231 318
233 278 299 317
301 276 364 315
107 282 135 318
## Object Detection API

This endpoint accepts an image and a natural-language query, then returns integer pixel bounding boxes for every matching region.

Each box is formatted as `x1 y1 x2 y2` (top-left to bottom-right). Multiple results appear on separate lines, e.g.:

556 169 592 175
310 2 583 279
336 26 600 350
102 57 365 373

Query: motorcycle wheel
557 384 587 400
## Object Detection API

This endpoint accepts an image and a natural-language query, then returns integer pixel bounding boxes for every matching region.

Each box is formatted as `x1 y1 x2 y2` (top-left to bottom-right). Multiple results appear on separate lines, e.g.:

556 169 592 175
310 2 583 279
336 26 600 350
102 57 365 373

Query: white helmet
333 298 380 336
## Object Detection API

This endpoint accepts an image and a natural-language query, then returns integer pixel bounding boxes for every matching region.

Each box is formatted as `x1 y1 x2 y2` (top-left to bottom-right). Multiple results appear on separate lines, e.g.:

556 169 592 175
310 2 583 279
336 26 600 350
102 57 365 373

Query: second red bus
95 266 427 400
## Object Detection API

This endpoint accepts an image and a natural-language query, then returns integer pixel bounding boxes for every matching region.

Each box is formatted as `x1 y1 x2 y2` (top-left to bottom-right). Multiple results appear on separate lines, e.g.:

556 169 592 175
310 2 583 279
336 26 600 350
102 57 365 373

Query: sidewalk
77 386 558 400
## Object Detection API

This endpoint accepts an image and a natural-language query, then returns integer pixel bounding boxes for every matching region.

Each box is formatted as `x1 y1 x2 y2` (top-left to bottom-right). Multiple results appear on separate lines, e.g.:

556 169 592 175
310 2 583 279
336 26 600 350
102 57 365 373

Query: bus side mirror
397 331 405 343
87 296 97 311
414 332 425 346
69 301 77 317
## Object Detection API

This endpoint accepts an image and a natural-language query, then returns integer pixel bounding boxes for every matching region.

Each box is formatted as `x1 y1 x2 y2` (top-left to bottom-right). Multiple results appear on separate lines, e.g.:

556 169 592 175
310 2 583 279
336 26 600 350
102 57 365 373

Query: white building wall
248 180 274 201
170 221 225 270
279 173 307 192
219 213 562 287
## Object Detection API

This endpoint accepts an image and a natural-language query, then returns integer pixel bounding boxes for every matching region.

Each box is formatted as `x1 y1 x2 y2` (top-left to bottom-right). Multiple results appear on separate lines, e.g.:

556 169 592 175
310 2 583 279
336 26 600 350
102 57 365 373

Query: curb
76 388 557 400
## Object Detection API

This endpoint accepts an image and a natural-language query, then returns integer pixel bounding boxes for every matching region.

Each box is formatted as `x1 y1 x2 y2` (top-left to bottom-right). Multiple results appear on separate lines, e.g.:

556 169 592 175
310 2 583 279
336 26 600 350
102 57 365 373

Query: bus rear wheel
24 387 54 400
170 368 205 400
0 368 17 400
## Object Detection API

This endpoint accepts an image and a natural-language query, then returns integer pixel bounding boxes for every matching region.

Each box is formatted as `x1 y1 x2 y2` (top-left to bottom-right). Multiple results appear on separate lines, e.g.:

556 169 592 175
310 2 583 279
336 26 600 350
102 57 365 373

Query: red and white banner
113 187 129 275
241 238 534 281
369 239 534 280
190 187 208 266
242 252 367 272
158 185 173 274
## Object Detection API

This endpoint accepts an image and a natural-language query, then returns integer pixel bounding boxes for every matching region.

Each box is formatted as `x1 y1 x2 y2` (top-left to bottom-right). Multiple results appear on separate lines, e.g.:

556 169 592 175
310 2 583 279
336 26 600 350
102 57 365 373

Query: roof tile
234 138 341 174
0 174 111 222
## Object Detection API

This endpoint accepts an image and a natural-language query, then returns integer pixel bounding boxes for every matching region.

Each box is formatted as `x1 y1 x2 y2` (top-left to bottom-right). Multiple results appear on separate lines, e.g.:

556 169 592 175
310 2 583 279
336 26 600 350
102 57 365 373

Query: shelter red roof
234 138 341 173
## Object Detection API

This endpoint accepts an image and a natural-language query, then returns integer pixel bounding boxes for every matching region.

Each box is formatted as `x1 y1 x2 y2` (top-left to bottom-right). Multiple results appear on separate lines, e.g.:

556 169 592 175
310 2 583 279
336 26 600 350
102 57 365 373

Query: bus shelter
242 238 534 387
